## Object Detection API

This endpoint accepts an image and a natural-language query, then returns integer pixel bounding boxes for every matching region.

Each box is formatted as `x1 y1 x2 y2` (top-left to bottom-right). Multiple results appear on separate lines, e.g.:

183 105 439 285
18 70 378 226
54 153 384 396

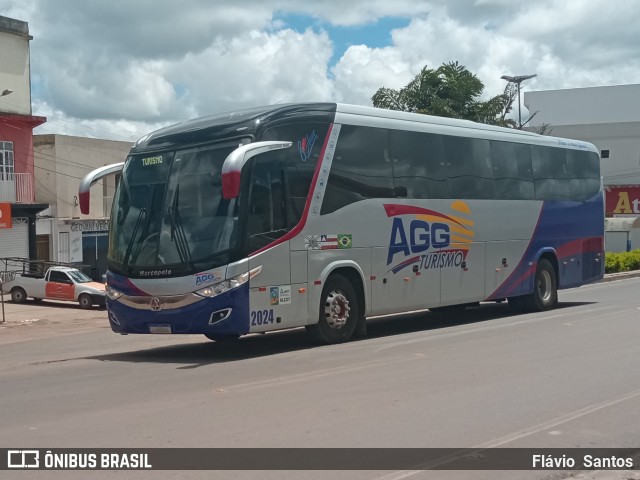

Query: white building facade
524 84 640 217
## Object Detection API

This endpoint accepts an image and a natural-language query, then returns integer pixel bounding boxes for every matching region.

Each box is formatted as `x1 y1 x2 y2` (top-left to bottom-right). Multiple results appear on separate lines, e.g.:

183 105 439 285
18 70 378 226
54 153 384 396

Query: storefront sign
70 219 110 232
605 186 640 217
0 203 11 229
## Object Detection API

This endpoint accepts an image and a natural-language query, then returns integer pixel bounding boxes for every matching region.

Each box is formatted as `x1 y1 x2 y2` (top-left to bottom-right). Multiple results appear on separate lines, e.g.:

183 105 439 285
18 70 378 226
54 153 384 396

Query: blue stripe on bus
488 194 604 300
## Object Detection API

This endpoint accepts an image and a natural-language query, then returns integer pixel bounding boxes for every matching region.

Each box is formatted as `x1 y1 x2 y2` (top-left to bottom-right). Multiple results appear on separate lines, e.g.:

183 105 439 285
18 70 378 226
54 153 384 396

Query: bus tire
307 274 359 344
204 333 240 342
523 258 557 311
11 287 27 304
79 293 93 309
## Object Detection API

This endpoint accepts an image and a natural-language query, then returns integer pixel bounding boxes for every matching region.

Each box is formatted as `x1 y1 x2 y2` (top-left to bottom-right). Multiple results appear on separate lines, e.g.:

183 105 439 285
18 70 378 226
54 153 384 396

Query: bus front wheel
524 258 557 311
307 274 359 344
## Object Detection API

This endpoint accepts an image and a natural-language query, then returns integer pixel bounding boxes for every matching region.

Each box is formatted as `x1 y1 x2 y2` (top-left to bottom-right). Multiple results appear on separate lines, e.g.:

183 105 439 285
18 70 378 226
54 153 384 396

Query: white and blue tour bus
79 103 604 344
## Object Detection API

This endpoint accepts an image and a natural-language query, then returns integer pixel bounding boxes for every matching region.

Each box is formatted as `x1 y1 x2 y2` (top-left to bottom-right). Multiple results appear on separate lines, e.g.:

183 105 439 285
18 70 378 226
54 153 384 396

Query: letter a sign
0 203 12 229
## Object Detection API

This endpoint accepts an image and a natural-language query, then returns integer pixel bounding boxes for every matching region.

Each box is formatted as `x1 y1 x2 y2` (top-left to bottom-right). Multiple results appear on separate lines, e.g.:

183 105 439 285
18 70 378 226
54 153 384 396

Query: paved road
1 278 640 480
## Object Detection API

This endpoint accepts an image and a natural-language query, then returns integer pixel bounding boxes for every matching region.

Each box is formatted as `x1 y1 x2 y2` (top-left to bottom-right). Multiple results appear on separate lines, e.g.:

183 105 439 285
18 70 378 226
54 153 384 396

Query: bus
79 103 604 344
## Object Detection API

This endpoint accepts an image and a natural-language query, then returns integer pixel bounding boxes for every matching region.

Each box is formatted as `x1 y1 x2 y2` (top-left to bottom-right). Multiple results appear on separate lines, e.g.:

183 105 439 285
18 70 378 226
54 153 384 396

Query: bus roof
130 102 597 155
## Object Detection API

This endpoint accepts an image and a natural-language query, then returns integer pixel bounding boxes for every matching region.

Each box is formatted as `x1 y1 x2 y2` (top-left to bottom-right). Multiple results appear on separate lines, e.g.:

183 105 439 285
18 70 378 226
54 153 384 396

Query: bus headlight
195 266 262 298
105 284 123 300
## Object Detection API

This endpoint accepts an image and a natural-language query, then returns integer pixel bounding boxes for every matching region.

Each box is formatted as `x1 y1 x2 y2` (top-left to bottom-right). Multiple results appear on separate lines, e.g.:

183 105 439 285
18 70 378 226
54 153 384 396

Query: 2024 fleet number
251 309 275 326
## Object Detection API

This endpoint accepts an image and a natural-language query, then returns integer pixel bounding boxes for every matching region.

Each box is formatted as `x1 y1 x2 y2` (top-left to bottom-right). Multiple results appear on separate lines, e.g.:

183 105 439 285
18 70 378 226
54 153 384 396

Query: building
524 84 640 217
0 15 47 258
33 135 132 279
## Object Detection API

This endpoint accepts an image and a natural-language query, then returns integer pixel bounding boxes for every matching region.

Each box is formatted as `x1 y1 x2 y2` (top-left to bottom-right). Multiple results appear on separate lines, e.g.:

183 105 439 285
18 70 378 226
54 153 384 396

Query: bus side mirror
78 162 125 214
221 141 291 199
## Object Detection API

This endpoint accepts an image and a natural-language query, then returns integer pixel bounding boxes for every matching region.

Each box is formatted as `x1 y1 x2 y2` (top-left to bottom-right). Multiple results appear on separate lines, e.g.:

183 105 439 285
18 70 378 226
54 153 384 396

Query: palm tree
372 61 517 127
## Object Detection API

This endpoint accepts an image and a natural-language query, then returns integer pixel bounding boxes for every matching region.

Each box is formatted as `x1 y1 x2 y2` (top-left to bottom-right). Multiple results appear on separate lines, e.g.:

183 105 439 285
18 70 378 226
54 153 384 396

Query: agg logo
385 201 474 274
195 272 220 286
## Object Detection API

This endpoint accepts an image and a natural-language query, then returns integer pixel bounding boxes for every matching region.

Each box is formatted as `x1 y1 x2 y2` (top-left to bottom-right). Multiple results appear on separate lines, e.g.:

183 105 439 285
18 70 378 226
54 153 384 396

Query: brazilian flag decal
338 234 352 249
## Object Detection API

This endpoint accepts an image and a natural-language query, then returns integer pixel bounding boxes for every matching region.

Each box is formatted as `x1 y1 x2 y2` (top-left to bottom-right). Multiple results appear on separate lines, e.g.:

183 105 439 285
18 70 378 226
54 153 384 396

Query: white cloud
168 28 335 114
2 0 640 139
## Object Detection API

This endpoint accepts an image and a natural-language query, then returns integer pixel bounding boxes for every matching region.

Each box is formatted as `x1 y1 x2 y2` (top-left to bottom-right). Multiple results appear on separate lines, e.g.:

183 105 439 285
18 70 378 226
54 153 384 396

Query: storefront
605 185 640 217
0 202 48 259
71 218 110 281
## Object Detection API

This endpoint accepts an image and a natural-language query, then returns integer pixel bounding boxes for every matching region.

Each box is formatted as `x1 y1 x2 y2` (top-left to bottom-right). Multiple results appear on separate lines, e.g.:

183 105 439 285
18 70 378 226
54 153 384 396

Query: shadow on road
83 301 595 368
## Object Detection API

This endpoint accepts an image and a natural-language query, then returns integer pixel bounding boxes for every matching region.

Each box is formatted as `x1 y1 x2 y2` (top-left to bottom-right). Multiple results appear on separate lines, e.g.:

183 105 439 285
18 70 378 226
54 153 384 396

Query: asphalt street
1 277 640 480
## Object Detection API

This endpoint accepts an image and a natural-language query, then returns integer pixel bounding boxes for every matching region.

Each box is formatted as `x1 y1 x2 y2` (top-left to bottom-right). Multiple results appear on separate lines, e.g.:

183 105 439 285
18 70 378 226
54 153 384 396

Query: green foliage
371 61 517 127
605 250 640 273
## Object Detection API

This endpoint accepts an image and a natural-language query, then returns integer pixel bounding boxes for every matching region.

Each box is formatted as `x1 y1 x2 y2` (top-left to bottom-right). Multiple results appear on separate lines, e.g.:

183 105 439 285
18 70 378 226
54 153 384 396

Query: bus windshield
108 142 241 277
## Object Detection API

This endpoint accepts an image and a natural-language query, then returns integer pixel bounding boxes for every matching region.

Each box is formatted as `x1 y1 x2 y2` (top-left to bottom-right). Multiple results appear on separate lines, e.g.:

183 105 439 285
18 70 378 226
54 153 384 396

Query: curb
599 270 640 283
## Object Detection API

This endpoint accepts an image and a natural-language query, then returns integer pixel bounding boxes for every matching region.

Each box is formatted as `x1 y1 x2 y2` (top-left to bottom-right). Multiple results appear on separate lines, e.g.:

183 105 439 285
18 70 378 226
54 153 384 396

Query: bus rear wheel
307 274 359 344
523 258 557 311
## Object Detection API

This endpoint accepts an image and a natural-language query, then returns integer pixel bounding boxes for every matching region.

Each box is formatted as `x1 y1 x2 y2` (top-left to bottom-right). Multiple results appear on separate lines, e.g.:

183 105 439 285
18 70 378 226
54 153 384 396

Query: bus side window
491 140 534 200
321 125 394 215
443 136 494 199
532 145 571 200
246 160 287 252
567 149 601 201
388 130 447 199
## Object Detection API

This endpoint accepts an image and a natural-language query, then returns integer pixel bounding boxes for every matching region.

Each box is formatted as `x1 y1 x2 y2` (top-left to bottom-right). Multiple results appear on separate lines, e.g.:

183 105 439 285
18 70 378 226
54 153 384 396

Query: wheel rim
14 290 24 301
81 296 90 306
537 270 552 303
324 290 350 329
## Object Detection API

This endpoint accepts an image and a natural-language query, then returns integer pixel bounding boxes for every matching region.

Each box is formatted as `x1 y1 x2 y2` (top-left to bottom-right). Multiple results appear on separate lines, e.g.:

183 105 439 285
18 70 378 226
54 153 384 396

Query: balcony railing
0 173 34 203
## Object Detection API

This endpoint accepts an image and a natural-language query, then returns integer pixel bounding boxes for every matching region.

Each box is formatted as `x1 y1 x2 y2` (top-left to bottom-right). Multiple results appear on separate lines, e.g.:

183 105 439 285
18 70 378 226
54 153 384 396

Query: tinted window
245 159 288 252
491 141 535 200
567 150 601 200
261 122 329 224
321 125 394 215
443 137 494 199
389 130 448 199
532 146 571 200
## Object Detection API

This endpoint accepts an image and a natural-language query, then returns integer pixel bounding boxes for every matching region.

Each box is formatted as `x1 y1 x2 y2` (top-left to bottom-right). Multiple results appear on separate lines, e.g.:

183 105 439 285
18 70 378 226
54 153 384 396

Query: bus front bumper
105 283 250 335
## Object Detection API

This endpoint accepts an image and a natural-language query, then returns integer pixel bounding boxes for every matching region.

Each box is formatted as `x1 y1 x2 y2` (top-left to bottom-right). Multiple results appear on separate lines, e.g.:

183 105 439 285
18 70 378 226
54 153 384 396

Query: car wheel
78 293 93 309
11 287 27 304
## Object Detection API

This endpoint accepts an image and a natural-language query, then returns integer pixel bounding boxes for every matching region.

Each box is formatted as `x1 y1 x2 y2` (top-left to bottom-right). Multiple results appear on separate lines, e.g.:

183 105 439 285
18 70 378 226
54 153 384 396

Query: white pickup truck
2 266 106 309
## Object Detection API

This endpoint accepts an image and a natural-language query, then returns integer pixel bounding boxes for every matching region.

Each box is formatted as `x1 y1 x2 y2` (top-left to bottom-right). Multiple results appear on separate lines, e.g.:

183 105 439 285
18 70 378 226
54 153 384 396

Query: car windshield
108 142 241 277
68 270 93 283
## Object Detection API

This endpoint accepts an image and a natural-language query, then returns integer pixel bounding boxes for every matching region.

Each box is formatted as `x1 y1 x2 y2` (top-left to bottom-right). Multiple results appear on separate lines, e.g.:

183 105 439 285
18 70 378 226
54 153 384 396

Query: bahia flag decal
304 234 353 250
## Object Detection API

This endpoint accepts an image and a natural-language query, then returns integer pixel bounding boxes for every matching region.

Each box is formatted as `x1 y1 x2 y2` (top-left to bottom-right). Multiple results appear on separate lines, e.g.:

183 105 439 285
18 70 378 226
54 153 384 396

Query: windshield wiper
122 207 148 268
168 185 193 268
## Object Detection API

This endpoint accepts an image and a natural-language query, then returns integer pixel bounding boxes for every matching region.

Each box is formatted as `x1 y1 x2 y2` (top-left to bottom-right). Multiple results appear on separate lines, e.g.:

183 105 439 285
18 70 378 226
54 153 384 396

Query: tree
371 61 517 127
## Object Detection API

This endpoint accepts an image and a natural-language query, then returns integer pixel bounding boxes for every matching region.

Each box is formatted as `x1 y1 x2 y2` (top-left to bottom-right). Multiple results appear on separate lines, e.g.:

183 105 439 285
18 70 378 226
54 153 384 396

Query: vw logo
150 297 162 311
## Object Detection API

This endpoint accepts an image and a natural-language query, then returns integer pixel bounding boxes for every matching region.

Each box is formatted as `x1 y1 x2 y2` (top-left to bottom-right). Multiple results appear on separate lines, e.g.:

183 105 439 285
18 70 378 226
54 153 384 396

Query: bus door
45 270 75 300
245 158 291 286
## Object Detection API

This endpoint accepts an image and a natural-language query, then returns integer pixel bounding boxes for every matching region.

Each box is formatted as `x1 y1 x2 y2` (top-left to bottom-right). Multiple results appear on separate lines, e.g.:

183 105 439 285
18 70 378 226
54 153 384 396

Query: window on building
0 141 15 182
600 149 610 159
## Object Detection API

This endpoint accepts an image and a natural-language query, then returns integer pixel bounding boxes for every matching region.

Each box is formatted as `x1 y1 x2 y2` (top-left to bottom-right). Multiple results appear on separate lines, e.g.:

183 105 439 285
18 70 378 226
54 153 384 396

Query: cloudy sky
2 0 639 142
